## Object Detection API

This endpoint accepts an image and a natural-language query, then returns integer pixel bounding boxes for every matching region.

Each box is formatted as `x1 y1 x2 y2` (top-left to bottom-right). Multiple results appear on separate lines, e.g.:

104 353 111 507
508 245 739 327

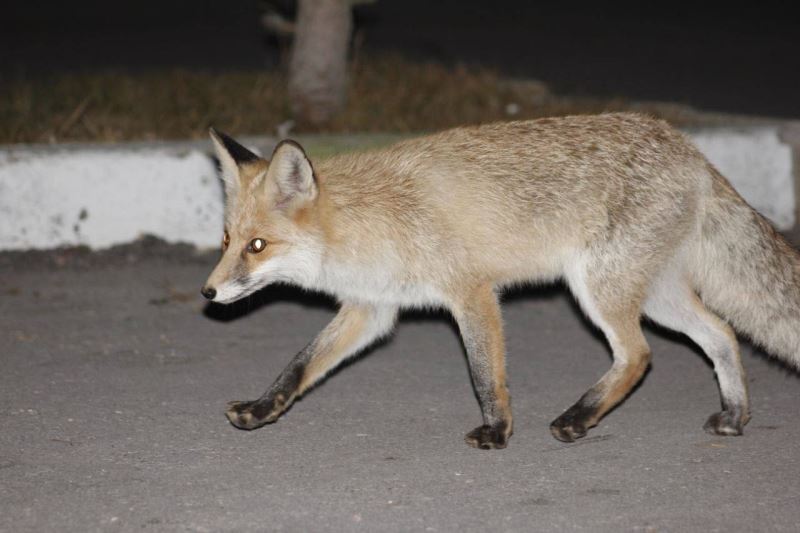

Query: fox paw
465 423 510 450
225 398 284 430
550 406 595 442
549 420 587 442
703 410 746 436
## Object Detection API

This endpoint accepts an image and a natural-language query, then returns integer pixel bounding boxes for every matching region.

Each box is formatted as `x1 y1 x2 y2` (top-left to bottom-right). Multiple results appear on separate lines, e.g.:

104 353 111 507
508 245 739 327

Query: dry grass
1 70 289 143
1 54 716 144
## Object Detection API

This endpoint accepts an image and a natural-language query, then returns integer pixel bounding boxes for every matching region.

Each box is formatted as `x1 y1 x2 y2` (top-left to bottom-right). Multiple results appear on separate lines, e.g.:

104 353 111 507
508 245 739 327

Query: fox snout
201 276 246 304
200 286 217 300
202 267 246 304
202 256 261 305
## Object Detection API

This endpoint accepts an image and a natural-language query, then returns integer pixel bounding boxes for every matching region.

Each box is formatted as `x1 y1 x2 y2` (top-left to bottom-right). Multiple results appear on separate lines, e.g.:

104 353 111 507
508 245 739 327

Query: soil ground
2 239 799 532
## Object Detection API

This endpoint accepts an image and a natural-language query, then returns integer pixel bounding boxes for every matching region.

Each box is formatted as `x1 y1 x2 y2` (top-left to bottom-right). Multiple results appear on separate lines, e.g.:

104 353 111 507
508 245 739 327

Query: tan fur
206 113 800 446
452 283 513 444
299 303 369 392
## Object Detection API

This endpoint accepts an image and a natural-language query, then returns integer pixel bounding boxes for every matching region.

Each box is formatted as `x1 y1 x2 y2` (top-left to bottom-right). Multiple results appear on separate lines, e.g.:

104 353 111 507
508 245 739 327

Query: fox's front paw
703 409 747 436
225 397 287 430
465 423 511 450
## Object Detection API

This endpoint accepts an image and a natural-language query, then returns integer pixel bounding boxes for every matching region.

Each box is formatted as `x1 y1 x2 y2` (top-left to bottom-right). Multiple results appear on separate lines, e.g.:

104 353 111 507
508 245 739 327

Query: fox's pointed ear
209 128 260 193
266 140 317 207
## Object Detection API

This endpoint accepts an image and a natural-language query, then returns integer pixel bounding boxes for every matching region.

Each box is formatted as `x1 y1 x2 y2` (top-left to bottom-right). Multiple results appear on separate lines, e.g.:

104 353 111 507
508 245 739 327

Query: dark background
3 1 799 118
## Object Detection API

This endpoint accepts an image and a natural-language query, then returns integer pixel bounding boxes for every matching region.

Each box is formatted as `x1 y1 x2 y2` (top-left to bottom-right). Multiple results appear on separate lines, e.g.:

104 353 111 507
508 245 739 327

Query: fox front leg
225 355 306 429
226 302 397 430
453 283 513 449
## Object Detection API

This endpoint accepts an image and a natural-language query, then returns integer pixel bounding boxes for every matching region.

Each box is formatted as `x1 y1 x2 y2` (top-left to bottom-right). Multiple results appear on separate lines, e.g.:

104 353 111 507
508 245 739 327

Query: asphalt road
2 241 799 532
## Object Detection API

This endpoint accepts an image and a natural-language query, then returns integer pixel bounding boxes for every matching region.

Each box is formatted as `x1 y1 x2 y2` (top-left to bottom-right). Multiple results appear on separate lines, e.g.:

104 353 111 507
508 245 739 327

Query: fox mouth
212 291 245 305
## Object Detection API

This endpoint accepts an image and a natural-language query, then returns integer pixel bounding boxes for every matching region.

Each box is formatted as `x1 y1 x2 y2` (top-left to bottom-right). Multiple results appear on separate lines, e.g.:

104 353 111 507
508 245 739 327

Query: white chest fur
311 256 447 309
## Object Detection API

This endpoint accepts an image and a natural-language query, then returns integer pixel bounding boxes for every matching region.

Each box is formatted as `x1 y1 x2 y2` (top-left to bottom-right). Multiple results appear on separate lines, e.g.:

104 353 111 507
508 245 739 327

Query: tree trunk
288 0 353 127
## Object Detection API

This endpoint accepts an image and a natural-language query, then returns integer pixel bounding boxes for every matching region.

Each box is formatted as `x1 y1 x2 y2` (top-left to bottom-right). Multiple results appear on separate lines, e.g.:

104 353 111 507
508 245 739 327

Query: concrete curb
0 125 798 251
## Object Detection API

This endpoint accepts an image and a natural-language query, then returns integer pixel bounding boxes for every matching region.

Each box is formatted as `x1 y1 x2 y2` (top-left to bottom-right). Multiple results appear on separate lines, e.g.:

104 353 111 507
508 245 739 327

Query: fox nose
201 286 217 300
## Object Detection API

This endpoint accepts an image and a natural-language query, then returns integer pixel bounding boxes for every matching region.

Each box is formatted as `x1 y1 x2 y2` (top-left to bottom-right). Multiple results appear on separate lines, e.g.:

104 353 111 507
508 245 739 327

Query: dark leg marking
456 285 513 450
704 401 750 437
465 420 512 450
226 358 306 430
550 393 599 443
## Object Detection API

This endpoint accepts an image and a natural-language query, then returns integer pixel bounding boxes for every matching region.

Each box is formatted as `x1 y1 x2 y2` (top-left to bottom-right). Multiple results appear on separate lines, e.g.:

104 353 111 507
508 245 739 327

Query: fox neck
295 182 447 308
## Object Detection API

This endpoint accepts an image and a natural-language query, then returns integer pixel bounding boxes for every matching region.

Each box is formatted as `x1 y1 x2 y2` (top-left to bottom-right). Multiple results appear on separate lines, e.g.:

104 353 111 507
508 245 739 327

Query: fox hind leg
643 267 750 436
552 260 652 442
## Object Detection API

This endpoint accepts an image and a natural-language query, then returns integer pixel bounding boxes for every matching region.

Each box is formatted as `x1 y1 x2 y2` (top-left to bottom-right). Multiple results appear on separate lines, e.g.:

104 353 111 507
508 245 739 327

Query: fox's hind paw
225 398 284 430
549 420 587 442
703 409 747 436
549 404 595 442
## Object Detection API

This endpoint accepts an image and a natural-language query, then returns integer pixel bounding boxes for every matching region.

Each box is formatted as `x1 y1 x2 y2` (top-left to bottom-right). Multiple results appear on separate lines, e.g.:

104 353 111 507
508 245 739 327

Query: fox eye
248 238 267 254
222 231 230 250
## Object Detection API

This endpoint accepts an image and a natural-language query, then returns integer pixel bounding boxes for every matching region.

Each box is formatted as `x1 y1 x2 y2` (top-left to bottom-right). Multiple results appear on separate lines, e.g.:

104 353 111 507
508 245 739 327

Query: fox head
201 130 324 304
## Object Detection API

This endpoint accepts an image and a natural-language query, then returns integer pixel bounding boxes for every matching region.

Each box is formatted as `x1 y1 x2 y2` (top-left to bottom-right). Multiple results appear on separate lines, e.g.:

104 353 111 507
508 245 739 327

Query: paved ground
2 240 799 532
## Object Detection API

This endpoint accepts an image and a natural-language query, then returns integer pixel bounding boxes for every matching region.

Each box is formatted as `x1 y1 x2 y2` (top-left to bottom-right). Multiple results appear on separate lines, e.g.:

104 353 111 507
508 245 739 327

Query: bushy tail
691 167 800 368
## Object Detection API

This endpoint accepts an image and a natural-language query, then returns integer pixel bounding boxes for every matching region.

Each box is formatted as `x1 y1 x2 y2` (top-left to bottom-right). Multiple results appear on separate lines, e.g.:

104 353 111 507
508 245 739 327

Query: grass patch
1 54 720 144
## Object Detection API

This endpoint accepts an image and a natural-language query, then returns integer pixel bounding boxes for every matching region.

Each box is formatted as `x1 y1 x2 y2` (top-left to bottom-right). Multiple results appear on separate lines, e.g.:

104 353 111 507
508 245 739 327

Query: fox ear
267 140 317 206
209 128 260 193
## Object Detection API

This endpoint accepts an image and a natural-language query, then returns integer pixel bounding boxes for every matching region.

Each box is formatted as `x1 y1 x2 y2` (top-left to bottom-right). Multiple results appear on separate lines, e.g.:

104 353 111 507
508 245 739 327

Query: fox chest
314 261 447 309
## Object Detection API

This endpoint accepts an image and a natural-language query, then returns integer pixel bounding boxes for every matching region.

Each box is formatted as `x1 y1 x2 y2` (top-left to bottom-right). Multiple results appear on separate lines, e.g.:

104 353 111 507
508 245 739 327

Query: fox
201 113 800 450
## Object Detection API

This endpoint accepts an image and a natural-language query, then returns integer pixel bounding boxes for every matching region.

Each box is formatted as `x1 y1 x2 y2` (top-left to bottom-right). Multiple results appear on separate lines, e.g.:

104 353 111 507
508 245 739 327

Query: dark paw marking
465 424 509 450
550 420 587 442
550 405 595 442
225 397 285 430
703 410 746 436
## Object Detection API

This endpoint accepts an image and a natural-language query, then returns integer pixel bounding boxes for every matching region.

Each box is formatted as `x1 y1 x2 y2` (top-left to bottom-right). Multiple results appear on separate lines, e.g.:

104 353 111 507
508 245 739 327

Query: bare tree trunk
289 0 353 127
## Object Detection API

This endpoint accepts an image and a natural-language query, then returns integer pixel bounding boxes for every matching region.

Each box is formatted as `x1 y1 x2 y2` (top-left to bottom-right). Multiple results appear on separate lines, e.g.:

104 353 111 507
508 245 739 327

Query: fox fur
202 113 800 449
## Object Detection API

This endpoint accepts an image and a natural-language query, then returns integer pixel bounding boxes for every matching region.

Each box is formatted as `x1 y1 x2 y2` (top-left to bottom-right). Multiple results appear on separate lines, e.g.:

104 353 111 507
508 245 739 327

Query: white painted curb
690 127 795 229
0 142 226 250
0 126 797 251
